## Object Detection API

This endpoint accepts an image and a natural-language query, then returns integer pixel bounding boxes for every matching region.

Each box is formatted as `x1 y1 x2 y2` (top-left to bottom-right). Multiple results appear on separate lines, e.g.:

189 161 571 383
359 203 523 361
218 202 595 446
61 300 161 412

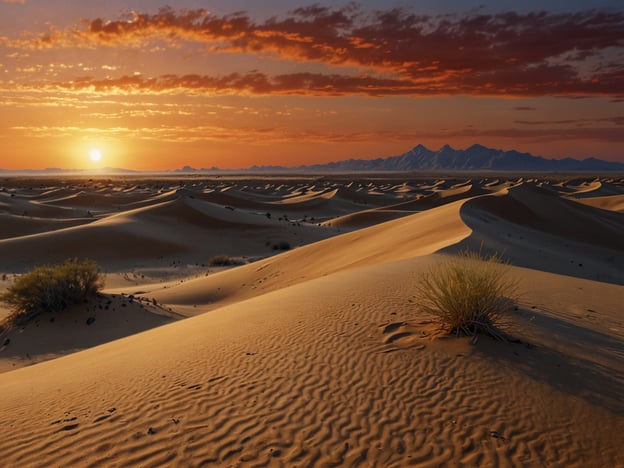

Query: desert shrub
0 258 104 325
414 251 518 340
208 255 237 267
272 241 291 251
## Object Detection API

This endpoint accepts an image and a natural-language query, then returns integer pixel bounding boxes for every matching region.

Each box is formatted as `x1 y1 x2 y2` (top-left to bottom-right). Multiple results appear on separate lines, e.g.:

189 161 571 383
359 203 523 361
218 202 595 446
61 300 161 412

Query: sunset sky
0 0 622 170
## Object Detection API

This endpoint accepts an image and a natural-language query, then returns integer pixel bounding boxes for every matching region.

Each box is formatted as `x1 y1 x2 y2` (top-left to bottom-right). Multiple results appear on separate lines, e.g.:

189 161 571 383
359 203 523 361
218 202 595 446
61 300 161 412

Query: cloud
47 72 426 96
38 67 622 97
515 116 624 126
2 5 623 97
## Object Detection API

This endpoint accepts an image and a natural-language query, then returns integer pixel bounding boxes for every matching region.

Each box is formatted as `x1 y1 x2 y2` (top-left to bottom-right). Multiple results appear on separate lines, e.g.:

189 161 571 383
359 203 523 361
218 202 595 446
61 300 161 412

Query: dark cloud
4 5 624 96
515 116 624 126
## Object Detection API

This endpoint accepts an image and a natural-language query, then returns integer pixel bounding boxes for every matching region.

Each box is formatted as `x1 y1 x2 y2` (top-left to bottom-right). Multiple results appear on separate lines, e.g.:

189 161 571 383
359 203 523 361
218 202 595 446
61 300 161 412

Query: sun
89 148 102 162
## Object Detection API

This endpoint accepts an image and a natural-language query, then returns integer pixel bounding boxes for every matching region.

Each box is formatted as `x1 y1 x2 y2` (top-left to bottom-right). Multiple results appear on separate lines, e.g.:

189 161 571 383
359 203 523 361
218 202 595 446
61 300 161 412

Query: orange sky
0 1 622 170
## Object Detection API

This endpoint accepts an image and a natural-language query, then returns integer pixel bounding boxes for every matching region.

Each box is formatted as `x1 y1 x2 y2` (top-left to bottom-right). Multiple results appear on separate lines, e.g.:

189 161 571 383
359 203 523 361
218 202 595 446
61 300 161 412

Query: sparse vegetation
208 255 238 267
0 258 104 325
414 251 518 340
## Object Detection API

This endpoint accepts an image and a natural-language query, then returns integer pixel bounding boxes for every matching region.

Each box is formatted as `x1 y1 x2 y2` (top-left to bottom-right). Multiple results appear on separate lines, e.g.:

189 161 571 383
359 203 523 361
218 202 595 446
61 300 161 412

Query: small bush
0 258 104 325
208 255 237 267
414 251 518 340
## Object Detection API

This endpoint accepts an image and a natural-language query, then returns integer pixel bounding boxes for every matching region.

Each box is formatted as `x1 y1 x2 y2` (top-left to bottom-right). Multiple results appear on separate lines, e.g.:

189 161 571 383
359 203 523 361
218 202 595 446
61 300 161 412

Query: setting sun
89 149 102 162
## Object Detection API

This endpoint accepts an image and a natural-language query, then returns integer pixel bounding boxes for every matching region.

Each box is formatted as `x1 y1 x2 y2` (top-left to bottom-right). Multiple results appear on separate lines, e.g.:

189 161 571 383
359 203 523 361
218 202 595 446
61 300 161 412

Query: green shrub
414 251 518 340
0 258 104 325
208 255 237 267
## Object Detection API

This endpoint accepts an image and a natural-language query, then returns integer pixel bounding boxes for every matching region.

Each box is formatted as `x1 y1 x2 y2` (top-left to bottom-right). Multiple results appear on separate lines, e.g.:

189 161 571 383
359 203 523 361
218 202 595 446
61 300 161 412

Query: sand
0 174 622 467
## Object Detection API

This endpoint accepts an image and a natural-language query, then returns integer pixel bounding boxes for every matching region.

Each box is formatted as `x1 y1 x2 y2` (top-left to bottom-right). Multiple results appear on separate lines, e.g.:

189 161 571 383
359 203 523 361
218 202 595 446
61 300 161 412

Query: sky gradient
1 0 623 170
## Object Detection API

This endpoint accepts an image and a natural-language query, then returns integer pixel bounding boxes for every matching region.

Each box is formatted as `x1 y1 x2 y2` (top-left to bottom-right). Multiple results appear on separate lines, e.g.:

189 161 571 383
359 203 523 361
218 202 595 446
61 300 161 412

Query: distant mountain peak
290 144 624 172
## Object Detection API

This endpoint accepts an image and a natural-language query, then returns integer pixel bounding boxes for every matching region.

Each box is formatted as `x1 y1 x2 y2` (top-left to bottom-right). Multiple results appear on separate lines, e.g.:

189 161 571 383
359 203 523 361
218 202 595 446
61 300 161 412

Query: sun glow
89 148 102 162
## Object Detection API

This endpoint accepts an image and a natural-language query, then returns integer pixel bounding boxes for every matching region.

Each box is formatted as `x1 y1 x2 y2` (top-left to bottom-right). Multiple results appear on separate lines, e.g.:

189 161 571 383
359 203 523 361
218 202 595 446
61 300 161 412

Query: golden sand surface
0 174 622 467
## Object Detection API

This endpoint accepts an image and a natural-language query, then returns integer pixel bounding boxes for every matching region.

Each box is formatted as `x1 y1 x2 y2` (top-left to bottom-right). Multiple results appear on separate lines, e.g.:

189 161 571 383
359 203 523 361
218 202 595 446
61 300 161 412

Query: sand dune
0 193 335 271
0 174 622 467
448 185 624 285
150 197 471 315
323 182 497 230
0 212 94 240
571 194 624 212
1 191 81 218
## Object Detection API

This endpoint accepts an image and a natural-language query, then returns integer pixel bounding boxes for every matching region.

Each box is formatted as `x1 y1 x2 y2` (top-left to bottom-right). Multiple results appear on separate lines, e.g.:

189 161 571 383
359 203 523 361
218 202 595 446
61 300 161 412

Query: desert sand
0 174 622 467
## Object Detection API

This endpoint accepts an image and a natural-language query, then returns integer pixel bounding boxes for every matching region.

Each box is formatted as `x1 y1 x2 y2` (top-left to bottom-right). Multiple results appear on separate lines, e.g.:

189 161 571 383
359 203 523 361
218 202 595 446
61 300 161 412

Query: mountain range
289 144 624 172
1 144 623 174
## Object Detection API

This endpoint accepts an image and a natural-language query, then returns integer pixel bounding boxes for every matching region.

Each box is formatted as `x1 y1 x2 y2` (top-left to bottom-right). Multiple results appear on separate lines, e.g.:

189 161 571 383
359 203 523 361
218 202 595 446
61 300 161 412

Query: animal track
381 322 406 334
384 331 412 344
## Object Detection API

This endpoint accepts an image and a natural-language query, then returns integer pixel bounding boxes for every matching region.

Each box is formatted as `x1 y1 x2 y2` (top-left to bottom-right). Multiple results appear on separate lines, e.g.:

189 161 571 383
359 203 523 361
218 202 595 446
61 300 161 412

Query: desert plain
0 173 622 467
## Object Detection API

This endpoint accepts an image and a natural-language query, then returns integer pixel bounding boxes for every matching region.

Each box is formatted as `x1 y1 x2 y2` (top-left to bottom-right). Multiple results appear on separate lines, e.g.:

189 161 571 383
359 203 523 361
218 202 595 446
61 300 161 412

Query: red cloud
4 5 624 96
53 72 421 96
49 69 623 97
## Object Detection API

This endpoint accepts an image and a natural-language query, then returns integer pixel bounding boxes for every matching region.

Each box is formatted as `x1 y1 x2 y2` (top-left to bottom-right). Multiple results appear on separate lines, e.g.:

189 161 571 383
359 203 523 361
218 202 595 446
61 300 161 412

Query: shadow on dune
444 182 624 285
0 293 180 372
476 308 624 415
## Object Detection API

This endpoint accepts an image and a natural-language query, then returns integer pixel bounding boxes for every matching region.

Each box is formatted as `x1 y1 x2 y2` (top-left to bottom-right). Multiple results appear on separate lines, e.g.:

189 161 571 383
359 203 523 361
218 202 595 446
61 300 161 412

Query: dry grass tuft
415 251 518 340
0 258 104 326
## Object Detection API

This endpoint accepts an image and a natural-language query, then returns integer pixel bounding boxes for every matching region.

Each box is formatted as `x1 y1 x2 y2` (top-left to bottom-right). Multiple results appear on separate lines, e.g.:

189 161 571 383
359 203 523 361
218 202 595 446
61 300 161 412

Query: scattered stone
147 427 156 435
86 317 96 325
2 338 10 346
